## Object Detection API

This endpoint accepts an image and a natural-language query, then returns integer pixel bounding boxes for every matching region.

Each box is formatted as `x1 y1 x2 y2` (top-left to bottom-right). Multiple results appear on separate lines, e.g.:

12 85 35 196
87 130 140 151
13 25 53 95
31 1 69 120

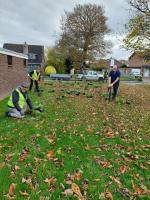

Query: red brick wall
128 54 144 68
0 53 28 100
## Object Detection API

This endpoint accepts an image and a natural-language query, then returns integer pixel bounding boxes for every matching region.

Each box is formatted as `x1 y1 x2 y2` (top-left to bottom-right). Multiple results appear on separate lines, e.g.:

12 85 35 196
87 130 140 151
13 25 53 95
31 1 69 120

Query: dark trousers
112 81 119 99
29 79 39 92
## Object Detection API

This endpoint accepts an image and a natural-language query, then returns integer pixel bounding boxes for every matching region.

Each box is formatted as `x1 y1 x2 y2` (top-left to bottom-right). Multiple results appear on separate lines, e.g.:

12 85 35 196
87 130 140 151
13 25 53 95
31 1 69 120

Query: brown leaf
109 176 122 188
9 183 16 197
73 169 83 181
46 150 54 160
87 128 94 134
146 160 150 165
72 183 82 197
140 164 148 170
132 181 150 196
83 179 89 191
101 161 111 168
62 189 73 196
84 144 90 151
14 165 20 171
44 177 57 185
19 148 29 162
105 132 114 138
19 191 29 196
22 177 32 184
100 188 113 200
120 165 128 174
5 154 14 162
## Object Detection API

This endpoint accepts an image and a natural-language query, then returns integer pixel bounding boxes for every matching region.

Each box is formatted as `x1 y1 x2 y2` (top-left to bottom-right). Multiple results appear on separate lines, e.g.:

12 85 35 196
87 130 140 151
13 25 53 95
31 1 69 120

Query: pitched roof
0 47 28 59
3 43 44 64
129 50 150 60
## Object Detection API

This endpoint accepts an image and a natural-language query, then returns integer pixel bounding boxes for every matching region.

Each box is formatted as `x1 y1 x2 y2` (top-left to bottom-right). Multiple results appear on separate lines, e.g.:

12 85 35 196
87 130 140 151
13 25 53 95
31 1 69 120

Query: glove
20 110 24 116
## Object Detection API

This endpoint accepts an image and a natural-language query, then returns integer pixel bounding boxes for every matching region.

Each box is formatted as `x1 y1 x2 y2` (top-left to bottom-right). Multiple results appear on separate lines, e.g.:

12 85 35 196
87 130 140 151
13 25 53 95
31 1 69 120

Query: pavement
143 77 150 84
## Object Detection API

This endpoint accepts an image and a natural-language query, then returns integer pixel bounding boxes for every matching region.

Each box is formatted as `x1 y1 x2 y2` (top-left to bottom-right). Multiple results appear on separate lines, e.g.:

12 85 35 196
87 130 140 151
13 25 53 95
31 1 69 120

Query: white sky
0 0 132 60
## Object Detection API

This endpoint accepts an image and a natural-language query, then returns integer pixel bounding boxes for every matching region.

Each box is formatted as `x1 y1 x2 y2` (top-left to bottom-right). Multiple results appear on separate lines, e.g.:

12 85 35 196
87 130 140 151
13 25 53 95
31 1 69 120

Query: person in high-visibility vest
6 82 33 118
29 67 41 93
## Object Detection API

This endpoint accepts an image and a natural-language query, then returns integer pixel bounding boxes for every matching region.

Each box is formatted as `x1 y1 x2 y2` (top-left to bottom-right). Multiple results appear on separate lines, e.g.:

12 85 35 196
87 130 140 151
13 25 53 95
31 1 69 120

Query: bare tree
57 4 111 64
128 0 150 13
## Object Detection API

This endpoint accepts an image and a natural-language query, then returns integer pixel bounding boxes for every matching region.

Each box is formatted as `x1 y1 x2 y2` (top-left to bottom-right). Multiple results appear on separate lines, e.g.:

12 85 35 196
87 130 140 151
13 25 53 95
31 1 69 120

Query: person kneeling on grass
6 82 33 118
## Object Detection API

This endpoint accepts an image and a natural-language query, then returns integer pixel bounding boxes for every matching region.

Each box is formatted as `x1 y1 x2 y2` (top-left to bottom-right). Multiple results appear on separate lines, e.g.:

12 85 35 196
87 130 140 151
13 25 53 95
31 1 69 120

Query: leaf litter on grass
0 82 150 199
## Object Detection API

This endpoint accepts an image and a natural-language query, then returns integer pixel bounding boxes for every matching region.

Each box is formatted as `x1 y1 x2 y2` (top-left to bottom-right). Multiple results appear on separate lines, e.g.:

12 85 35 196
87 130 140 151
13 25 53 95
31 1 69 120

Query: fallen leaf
14 165 20 171
105 132 114 138
72 183 82 197
132 181 150 196
83 179 89 191
109 176 122 188
120 165 128 174
5 154 14 162
19 191 29 196
100 188 113 200
101 161 111 168
84 144 90 151
44 177 57 185
62 189 73 196
46 150 54 159
9 183 16 197
73 169 83 181
87 128 94 134
140 164 148 170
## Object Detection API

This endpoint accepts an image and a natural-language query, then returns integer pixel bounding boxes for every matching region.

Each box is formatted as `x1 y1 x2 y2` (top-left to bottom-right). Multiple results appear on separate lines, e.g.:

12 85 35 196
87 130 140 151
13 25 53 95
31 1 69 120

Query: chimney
23 41 28 55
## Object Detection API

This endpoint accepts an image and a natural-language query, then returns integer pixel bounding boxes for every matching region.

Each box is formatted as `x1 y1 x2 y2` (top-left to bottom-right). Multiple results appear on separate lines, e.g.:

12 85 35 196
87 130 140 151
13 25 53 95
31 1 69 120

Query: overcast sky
0 0 132 60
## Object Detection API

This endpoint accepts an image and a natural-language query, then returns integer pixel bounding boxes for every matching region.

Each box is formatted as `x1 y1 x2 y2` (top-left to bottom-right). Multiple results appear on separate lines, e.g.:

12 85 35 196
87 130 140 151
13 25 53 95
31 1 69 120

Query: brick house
3 42 44 72
0 47 28 100
128 51 150 77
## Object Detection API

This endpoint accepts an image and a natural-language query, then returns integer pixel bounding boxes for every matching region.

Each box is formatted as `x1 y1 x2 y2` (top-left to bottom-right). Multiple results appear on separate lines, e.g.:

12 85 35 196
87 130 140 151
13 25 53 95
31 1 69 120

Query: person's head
113 65 118 72
20 82 28 93
36 67 40 73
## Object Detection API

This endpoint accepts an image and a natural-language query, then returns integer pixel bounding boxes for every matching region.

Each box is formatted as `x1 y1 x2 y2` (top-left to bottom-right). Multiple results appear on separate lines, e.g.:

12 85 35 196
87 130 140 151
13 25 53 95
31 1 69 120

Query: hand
20 110 24 116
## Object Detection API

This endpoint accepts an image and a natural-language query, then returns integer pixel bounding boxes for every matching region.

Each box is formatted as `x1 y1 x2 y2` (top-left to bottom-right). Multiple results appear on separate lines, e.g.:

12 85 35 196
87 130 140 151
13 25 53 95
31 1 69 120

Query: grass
0 81 150 199
120 75 142 81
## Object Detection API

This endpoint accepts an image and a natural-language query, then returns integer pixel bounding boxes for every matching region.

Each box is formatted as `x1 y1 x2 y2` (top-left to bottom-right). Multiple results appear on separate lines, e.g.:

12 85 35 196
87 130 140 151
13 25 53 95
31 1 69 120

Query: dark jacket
109 70 121 83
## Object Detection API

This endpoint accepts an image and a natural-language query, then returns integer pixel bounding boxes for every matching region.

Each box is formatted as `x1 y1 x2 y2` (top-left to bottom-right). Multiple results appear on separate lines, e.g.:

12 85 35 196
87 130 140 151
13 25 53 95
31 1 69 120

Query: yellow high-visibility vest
31 70 40 81
8 89 26 109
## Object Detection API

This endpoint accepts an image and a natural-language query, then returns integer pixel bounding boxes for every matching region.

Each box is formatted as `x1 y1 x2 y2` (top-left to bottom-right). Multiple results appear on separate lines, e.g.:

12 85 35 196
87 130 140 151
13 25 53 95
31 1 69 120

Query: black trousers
112 81 119 99
29 79 39 92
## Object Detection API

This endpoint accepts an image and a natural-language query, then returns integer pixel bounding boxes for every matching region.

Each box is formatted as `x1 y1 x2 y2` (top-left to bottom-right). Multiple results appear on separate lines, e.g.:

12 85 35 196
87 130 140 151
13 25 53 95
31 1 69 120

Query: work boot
5 112 11 117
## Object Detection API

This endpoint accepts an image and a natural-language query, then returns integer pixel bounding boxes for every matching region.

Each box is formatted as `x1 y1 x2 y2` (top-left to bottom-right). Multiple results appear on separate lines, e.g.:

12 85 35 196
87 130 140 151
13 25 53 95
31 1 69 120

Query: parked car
130 71 141 78
76 70 104 81
49 74 71 80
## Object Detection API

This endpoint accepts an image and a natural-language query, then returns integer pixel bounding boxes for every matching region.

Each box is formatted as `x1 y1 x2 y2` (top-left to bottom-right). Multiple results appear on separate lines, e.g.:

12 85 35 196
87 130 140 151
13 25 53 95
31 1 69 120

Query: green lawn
0 81 150 200
120 76 142 82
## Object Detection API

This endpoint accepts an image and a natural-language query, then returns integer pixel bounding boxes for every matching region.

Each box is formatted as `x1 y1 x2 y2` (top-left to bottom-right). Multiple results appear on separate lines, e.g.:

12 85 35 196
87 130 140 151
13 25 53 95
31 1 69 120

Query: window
93 72 97 75
7 55 12 66
28 53 38 60
24 59 27 67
